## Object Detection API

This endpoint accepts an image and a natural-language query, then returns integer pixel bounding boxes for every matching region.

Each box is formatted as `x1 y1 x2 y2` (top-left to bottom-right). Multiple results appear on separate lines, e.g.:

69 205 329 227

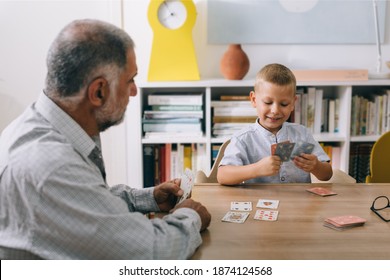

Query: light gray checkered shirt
0 92 201 259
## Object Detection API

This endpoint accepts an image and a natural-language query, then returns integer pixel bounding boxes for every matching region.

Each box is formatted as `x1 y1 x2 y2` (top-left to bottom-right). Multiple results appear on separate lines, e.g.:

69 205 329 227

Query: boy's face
250 80 296 134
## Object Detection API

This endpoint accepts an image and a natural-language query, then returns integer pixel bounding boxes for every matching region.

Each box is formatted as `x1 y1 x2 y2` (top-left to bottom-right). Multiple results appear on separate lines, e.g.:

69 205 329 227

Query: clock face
158 0 187 30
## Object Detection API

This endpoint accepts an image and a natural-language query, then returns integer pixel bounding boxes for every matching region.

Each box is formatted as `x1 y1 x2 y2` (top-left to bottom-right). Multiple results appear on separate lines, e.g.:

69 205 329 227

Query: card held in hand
274 142 295 161
221 211 250 223
290 141 315 159
176 168 195 205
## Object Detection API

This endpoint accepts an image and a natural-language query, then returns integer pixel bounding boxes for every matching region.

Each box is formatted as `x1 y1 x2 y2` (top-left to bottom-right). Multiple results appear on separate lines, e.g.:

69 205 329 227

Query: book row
142 143 208 187
351 90 390 136
349 142 374 183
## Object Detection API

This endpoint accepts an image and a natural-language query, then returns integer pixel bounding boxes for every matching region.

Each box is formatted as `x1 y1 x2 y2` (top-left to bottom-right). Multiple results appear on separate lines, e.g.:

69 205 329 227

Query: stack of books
143 93 204 139
211 95 256 138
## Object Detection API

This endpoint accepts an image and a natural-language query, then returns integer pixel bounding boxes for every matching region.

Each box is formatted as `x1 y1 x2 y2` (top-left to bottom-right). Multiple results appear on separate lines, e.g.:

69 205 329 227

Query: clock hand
163 1 174 17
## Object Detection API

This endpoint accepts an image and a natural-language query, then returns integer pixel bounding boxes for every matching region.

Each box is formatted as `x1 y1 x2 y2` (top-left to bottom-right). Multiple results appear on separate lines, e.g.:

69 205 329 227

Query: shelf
126 79 390 187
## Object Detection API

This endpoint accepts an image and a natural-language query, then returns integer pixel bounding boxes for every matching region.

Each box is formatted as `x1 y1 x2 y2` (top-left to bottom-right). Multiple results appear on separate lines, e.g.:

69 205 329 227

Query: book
220 95 250 101
151 105 202 111
144 110 203 119
292 69 368 82
148 93 203 105
314 88 323 134
213 107 256 116
213 116 257 123
328 99 335 133
143 145 155 188
306 87 316 132
144 131 203 139
294 89 302 125
210 100 252 107
334 98 340 133
143 122 202 133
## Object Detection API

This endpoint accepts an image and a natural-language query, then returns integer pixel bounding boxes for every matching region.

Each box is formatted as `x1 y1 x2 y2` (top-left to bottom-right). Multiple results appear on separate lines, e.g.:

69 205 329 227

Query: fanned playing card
176 168 195 205
306 187 337 197
256 199 279 209
274 142 295 161
221 211 250 223
254 210 279 221
231 201 252 211
290 141 315 159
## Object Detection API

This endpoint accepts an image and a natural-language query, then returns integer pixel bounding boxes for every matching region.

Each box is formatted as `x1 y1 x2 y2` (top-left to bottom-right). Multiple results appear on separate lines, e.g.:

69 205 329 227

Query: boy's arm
310 160 333 181
217 156 282 185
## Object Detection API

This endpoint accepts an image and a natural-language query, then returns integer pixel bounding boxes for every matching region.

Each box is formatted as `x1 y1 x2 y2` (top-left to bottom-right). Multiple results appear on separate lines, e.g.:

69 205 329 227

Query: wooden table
190 183 390 260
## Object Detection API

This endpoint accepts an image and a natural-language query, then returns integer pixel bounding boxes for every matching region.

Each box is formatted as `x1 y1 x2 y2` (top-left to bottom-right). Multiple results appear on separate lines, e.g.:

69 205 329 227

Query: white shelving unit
126 79 390 187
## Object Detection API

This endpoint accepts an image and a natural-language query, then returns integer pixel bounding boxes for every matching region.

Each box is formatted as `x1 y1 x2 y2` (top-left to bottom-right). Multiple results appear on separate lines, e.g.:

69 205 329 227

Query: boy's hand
292 153 318 172
256 156 282 176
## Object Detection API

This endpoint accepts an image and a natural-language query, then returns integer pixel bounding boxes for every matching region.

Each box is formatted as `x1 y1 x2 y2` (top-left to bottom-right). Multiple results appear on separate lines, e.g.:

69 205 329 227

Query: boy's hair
255 63 296 91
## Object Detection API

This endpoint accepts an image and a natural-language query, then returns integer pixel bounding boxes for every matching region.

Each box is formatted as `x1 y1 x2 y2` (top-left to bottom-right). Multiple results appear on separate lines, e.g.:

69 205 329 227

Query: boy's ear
250 91 257 108
87 77 108 107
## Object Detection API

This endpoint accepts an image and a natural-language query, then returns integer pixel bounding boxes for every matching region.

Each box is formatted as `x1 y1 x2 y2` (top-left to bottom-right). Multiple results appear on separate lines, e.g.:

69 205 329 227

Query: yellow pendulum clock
148 0 200 81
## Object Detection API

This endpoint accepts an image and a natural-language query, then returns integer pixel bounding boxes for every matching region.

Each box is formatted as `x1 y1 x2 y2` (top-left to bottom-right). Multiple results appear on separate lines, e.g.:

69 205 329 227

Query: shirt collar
254 118 288 141
35 92 98 158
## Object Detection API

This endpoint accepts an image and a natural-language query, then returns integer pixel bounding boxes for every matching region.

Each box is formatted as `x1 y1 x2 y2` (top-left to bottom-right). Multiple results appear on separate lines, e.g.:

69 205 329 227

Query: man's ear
87 77 108 107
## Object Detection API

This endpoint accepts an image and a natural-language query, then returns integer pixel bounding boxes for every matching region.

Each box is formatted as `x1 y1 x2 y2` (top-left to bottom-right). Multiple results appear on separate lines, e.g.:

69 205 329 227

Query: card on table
231 201 252 211
306 187 337 197
290 141 315 159
274 142 295 161
176 168 195 205
254 210 279 221
323 215 366 231
221 211 250 223
256 199 279 209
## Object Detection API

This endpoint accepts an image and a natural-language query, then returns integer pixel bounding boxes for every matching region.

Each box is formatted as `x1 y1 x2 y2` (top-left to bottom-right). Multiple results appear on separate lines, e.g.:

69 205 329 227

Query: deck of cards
271 141 315 162
176 168 195 205
306 187 337 197
323 215 366 231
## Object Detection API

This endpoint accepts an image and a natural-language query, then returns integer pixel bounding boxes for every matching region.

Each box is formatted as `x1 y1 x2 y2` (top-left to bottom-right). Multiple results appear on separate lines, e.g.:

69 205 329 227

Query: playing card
231 201 252 211
306 187 337 197
290 141 315 159
256 199 279 209
176 168 195 205
221 211 250 223
274 142 295 161
271 143 277 155
254 210 279 221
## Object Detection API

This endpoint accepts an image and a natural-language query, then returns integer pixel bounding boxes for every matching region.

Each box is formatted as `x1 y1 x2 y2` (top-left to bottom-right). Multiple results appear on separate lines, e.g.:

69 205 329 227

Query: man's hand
153 178 183 212
172 199 211 232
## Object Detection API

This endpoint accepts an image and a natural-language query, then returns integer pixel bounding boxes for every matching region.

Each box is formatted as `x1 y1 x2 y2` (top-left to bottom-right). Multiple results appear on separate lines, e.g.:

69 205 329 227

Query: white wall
126 0 390 82
1 0 390 187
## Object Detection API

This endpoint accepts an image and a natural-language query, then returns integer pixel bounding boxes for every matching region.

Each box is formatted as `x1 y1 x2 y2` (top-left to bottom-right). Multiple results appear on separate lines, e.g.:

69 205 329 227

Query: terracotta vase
220 44 250 80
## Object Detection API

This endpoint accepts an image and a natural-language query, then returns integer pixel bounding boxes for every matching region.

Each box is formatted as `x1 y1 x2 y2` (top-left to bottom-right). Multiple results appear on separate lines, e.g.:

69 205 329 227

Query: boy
217 63 332 185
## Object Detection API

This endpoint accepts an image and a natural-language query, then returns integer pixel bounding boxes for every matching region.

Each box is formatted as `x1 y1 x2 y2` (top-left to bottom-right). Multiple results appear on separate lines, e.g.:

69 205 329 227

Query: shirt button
281 176 285 181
